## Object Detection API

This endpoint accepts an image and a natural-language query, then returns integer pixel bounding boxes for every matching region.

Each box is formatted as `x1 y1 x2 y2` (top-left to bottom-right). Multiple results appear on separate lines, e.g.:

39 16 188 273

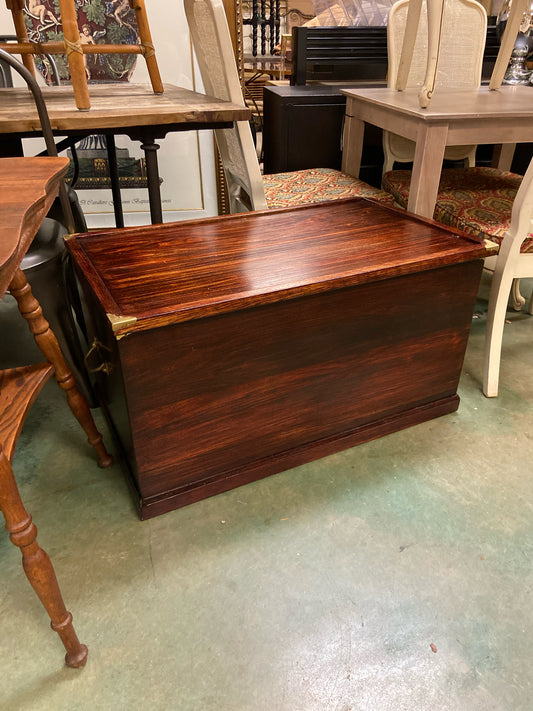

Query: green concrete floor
1 275 532 711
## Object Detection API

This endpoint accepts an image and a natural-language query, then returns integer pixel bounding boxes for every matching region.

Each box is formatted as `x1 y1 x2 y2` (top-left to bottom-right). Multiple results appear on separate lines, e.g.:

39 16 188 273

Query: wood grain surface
69 197 487 517
0 156 69 296
67 197 489 337
0 83 251 134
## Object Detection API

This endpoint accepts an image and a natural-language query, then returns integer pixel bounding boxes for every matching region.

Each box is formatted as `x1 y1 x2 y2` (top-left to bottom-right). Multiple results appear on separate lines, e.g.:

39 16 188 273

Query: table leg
407 123 447 218
492 143 516 171
140 129 163 224
9 268 113 469
105 135 124 228
341 107 364 178
0 445 88 668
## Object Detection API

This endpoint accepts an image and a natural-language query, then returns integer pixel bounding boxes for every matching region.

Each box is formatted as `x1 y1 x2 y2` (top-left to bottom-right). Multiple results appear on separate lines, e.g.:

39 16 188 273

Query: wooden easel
1 0 163 110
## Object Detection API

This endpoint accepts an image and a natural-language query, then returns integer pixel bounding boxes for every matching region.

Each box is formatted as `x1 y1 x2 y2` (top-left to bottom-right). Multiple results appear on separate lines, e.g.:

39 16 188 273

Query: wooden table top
66 198 490 337
0 83 251 134
341 84 533 122
0 156 69 296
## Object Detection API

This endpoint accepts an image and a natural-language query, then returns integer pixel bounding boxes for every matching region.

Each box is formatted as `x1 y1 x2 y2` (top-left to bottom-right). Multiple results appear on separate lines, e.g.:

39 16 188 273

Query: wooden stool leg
129 0 164 94
6 0 37 76
58 0 91 110
0 444 88 667
9 268 112 468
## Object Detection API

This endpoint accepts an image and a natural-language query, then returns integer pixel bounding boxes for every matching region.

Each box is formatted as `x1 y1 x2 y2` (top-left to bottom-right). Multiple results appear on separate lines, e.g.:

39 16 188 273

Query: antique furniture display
1 0 162 110
341 84 533 218
185 0 391 213
0 82 251 224
0 156 112 666
67 198 490 519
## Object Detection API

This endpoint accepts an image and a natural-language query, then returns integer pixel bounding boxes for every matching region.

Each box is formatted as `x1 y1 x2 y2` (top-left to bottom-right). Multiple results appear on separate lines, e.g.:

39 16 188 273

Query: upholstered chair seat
382 167 533 253
263 168 396 208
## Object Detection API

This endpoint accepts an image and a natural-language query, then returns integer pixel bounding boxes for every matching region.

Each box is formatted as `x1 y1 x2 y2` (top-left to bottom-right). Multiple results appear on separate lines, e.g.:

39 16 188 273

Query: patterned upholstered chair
184 0 394 213
383 164 533 397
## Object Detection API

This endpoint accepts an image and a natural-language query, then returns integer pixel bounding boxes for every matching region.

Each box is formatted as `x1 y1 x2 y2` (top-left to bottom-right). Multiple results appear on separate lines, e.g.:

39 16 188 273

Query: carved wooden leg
0 444 88 667
58 0 91 110
9 268 112 468
129 0 164 94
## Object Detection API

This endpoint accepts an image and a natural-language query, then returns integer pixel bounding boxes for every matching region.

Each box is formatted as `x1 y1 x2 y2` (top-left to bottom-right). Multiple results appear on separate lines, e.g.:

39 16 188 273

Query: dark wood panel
120 261 481 504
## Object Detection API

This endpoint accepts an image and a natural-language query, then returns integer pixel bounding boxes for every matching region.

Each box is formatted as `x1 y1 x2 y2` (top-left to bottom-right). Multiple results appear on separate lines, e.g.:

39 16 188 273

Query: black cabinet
263 84 384 188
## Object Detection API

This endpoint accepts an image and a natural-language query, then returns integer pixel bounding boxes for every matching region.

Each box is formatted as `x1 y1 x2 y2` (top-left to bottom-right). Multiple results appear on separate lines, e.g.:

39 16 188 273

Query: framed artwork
0 1 218 227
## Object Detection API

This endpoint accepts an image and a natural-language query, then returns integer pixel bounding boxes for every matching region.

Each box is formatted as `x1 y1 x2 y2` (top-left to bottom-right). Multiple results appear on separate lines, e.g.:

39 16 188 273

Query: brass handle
84 338 114 375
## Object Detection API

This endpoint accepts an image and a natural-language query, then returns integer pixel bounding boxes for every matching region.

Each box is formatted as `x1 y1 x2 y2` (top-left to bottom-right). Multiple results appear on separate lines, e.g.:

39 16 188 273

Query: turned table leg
9 268 112 468
0 444 88 667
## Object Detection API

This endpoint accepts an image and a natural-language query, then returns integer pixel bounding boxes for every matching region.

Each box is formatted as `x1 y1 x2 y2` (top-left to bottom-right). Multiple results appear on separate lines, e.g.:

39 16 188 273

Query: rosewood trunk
66 198 490 519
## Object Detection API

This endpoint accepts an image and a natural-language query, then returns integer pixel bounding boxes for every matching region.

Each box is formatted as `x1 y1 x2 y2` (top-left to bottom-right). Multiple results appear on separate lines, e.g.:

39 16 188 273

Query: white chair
395 0 530 109
475 159 533 397
383 0 486 172
184 0 394 214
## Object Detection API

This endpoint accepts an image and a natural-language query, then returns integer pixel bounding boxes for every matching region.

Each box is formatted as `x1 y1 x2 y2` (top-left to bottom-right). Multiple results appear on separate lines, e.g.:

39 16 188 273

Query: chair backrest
384 0 487 171
184 0 268 212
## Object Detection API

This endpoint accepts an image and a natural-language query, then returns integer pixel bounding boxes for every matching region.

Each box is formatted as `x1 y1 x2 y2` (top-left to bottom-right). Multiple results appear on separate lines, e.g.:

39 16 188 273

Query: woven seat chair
384 0 486 173
383 0 524 216
184 0 394 214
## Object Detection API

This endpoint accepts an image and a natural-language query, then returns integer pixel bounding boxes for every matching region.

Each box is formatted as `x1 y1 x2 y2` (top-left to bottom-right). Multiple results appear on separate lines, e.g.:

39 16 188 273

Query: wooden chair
384 0 486 172
396 0 530 108
184 0 395 214
1 0 163 110
1 156 112 666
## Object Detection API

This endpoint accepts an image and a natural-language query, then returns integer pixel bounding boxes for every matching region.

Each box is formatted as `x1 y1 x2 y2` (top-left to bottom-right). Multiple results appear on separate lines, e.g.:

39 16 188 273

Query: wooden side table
0 156 112 667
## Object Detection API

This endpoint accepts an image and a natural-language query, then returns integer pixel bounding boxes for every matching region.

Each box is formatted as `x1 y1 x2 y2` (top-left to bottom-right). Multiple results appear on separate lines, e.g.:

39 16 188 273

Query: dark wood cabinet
263 84 384 187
